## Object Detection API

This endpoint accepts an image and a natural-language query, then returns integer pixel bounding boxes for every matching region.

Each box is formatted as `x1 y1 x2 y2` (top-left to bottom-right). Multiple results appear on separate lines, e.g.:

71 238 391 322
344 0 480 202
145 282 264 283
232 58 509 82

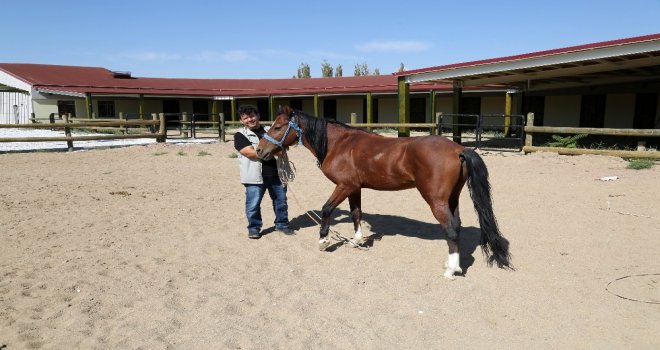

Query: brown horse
256 105 512 279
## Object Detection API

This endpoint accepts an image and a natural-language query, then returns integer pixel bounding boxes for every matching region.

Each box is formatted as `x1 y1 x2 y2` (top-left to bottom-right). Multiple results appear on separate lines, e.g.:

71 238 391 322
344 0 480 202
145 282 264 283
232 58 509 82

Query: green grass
153 151 168 156
228 152 238 158
177 150 187 156
626 158 656 170
197 151 211 156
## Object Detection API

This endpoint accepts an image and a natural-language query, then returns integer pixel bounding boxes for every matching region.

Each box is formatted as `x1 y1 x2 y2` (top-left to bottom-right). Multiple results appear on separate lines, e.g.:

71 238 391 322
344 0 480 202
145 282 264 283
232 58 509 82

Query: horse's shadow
289 209 482 275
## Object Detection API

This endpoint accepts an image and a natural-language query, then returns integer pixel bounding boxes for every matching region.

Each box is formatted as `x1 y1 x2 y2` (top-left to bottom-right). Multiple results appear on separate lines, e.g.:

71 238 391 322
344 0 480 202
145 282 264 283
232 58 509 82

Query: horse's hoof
443 269 457 280
318 238 330 251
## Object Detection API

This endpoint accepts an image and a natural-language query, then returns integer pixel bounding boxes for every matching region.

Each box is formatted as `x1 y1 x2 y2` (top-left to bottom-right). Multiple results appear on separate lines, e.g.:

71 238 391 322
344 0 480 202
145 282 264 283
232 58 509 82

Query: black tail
460 149 513 270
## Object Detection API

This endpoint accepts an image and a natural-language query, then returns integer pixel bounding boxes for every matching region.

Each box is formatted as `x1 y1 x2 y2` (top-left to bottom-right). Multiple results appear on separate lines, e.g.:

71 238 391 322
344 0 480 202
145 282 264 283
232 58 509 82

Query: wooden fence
0 114 166 151
523 113 660 159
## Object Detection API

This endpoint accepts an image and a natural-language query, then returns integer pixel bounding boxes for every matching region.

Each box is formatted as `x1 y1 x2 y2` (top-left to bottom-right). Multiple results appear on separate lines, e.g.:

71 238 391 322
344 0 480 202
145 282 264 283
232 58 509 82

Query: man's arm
238 145 259 159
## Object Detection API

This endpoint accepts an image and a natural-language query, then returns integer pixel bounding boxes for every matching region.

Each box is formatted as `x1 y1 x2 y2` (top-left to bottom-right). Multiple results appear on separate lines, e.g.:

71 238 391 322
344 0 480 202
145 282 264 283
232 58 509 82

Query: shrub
626 158 656 170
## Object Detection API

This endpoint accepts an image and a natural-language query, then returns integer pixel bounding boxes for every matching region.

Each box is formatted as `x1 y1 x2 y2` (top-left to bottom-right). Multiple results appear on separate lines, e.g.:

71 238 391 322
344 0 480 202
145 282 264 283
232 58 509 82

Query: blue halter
263 112 303 148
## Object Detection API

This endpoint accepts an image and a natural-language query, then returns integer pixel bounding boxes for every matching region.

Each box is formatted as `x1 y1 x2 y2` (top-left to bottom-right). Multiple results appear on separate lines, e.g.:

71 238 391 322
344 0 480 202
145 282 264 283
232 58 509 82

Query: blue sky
3 0 659 79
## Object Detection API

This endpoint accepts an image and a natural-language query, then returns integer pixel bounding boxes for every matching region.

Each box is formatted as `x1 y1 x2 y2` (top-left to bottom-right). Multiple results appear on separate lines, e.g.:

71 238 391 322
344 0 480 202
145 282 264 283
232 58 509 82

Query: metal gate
0 91 31 124
439 113 526 151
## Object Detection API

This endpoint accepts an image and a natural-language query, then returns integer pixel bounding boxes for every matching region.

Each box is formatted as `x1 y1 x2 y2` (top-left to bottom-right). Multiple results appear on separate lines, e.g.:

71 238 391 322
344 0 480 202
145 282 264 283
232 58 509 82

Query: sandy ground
1 139 659 349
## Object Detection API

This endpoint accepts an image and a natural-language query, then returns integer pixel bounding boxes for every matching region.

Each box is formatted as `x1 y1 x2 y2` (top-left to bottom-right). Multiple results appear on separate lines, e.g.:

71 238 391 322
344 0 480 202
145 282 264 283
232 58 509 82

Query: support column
397 76 410 137
366 92 373 131
139 94 145 119
230 98 237 122
269 95 276 121
429 90 436 123
452 80 463 143
505 89 513 137
211 100 218 123
313 94 320 117
85 93 94 119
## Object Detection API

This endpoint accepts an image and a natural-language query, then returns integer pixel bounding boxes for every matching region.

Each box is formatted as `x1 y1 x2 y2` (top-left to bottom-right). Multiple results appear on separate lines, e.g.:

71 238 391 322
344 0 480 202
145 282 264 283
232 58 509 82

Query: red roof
395 33 660 77
0 63 452 97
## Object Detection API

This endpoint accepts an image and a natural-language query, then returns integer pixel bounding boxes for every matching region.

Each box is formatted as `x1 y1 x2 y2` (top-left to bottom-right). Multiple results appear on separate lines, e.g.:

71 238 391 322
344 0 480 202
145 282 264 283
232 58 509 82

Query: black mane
292 110 366 166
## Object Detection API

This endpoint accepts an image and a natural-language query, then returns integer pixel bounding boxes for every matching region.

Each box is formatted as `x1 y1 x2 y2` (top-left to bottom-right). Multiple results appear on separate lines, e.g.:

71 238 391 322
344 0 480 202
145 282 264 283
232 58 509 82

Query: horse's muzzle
255 147 274 161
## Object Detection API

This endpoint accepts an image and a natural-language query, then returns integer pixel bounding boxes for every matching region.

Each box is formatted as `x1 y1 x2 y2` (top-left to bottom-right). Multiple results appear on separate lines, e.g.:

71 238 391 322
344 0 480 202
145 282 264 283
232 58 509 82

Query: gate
439 113 526 151
0 91 31 124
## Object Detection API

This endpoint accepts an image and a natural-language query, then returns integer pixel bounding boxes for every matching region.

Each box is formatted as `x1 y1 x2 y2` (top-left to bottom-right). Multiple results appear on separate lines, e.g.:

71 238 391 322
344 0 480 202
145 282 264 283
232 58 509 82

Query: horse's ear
281 105 293 116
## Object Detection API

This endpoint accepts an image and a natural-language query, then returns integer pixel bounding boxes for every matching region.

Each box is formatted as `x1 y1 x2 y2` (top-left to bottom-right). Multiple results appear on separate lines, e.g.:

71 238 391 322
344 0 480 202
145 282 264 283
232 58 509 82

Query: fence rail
523 113 660 159
0 114 166 151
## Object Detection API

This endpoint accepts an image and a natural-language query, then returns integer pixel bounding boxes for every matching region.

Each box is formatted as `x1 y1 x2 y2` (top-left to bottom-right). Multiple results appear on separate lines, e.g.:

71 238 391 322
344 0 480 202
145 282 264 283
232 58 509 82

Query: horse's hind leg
428 199 462 279
348 190 364 243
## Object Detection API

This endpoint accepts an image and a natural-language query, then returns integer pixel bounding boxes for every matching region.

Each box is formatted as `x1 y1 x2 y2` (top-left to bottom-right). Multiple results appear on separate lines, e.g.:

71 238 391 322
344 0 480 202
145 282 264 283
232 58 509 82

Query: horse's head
256 105 303 161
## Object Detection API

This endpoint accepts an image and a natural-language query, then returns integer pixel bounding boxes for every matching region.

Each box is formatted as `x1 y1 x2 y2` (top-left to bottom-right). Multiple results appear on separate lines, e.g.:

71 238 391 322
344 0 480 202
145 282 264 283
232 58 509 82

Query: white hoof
318 238 330 251
444 269 457 280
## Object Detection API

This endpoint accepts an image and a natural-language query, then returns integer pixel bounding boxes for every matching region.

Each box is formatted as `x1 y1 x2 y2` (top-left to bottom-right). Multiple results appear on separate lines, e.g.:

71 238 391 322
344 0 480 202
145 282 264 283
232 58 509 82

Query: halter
263 111 304 148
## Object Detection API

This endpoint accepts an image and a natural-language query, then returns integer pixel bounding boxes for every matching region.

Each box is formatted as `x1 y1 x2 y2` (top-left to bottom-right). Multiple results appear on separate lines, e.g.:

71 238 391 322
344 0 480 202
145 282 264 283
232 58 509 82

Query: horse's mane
293 109 369 165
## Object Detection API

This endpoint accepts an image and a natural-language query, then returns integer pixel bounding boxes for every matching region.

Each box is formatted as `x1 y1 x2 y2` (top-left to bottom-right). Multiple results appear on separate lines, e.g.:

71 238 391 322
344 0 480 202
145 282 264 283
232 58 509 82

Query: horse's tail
460 148 513 270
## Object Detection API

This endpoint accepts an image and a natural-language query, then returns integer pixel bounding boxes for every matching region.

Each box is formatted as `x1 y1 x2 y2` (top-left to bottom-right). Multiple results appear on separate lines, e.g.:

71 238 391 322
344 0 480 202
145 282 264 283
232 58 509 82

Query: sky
3 0 660 79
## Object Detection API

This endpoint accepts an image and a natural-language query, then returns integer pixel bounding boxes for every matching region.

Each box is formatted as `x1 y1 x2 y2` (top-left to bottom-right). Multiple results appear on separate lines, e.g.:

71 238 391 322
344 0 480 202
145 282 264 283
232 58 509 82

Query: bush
544 134 588 148
626 158 656 170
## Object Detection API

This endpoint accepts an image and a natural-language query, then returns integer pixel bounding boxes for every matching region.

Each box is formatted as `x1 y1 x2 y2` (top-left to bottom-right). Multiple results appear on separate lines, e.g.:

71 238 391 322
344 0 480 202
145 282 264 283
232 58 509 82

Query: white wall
336 97 363 123
544 95 581 126
604 94 635 128
378 97 398 123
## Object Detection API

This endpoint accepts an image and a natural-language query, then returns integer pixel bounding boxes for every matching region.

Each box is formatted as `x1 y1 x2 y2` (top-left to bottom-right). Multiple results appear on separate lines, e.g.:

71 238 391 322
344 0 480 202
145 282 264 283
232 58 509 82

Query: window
57 100 76 117
98 101 115 118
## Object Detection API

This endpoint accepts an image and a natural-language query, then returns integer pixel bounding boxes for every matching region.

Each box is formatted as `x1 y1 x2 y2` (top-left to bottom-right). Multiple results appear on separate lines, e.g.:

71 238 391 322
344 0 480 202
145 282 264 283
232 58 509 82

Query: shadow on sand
285 208 483 275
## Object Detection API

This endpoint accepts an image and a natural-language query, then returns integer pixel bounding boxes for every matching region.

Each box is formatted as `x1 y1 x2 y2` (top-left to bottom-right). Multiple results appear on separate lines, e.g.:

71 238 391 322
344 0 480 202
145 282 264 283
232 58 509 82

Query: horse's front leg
348 190 364 244
319 185 353 251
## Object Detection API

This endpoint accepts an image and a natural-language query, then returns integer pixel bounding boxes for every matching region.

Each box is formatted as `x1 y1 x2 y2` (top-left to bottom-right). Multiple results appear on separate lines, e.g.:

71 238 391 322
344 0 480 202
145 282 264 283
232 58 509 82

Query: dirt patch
1 142 659 349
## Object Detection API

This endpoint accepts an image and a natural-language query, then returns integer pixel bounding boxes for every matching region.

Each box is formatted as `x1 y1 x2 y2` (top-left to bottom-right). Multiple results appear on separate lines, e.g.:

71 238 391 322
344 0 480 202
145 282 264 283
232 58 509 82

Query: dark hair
238 104 259 118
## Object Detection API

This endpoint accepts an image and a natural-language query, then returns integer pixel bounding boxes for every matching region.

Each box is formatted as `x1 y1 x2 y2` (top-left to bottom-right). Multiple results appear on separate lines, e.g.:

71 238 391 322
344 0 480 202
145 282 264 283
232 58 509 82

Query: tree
373 68 380 75
335 64 343 77
321 60 333 77
354 62 370 76
398 62 405 72
296 63 311 79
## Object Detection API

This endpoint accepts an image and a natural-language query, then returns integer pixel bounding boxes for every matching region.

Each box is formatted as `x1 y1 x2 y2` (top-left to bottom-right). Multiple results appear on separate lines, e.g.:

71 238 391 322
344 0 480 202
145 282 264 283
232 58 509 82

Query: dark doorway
163 100 180 126
256 100 269 120
290 99 303 111
323 99 337 120
580 94 606 128
633 93 658 129
410 97 426 123
193 100 209 121
523 95 545 126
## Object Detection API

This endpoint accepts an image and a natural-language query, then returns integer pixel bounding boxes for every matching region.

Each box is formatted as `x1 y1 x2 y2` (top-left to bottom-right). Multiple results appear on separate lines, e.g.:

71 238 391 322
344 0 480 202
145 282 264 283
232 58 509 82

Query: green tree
374 68 380 75
296 63 311 78
354 63 370 76
398 62 405 72
335 64 343 77
321 60 333 77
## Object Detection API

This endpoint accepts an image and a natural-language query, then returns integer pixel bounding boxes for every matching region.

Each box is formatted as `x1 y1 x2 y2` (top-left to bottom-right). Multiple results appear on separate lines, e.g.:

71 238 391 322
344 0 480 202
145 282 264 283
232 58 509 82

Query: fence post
158 113 167 142
151 113 158 134
63 113 73 152
435 112 442 135
350 112 357 124
524 112 535 147
119 112 127 134
49 113 55 124
182 112 189 138
219 112 226 142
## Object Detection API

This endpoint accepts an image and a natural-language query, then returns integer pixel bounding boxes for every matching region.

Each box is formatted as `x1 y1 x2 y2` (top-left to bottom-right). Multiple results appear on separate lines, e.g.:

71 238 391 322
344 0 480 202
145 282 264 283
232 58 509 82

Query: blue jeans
244 177 290 233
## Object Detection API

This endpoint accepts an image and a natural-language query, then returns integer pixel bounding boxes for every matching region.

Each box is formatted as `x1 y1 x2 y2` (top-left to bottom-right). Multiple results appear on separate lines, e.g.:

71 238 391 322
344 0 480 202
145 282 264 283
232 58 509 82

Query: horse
256 105 512 279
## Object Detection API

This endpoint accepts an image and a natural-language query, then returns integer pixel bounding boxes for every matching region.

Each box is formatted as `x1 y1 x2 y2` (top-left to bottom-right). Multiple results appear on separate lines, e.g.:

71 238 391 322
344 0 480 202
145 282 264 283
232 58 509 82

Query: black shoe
276 227 295 235
248 231 261 239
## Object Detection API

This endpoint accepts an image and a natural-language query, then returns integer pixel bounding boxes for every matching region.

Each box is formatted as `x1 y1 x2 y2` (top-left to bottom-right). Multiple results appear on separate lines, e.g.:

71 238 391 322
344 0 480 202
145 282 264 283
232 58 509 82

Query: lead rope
276 151 369 250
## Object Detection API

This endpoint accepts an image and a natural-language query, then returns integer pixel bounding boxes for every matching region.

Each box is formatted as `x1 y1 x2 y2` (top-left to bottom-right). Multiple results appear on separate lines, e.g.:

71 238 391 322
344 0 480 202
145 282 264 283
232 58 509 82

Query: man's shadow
287 209 482 275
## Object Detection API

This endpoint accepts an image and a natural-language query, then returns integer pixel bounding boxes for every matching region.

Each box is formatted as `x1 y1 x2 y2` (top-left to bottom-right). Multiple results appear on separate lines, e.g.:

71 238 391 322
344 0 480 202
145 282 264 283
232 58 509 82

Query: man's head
238 104 261 130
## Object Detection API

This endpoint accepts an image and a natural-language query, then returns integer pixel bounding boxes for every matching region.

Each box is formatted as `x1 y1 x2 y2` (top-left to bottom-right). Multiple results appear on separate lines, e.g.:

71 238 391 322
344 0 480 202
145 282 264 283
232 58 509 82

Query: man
234 104 294 239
